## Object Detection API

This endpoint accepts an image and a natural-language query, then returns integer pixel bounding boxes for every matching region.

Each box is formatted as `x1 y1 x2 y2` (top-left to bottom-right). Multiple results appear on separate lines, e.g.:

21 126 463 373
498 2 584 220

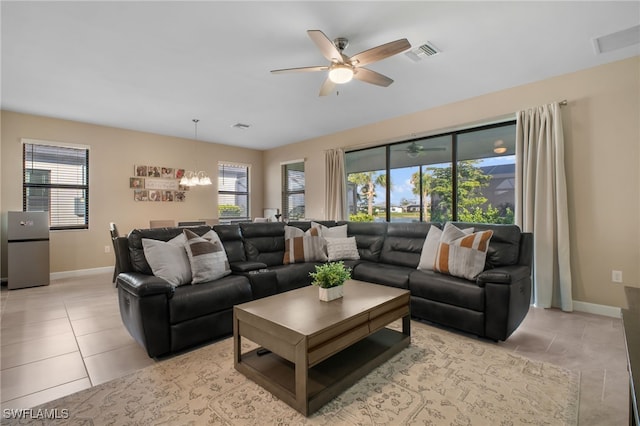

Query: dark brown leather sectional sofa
116 221 532 358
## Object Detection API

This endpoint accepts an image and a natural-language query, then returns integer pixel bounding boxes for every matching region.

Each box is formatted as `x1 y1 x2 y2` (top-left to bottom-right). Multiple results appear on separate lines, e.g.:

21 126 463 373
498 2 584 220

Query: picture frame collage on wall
131 165 189 202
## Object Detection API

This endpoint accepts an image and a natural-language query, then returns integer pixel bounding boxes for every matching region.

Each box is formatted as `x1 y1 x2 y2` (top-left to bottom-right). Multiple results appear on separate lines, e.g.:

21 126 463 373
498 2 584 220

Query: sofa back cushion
380 222 430 268
451 222 521 268
345 222 387 262
240 222 286 267
129 225 212 274
213 224 246 263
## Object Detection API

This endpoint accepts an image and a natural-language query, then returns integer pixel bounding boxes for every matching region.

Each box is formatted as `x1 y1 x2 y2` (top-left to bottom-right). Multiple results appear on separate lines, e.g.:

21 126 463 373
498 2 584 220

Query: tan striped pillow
183 229 231 284
283 225 328 264
434 223 493 281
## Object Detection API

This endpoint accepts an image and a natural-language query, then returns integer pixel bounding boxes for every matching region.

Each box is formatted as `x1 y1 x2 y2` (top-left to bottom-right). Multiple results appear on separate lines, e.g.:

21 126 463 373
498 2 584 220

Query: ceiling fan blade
353 67 394 87
270 66 328 74
350 38 411 67
319 77 336 96
307 30 344 63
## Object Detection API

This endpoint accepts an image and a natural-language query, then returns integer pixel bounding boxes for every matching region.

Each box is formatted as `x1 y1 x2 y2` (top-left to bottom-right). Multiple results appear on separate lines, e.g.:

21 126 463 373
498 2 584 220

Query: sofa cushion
283 225 327 264
352 261 413 289
418 225 473 271
346 222 387 262
409 270 485 312
241 222 286 267
169 274 252 324
434 223 493 281
213 224 246 263
325 237 360 261
380 222 430 268
141 235 191 286
269 263 319 292
184 229 231 283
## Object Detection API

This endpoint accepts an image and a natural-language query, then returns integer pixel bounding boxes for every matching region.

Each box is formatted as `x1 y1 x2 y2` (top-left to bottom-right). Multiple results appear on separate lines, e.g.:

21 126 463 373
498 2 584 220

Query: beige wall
1 112 263 275
264 56 640 308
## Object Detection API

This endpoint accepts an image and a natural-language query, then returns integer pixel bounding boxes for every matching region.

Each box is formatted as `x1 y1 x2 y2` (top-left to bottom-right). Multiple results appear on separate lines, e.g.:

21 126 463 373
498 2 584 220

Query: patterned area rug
15 321 579 425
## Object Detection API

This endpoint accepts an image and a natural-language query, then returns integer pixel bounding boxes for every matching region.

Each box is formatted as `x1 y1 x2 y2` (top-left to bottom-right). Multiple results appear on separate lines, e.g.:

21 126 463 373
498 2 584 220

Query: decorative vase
318 285 344 302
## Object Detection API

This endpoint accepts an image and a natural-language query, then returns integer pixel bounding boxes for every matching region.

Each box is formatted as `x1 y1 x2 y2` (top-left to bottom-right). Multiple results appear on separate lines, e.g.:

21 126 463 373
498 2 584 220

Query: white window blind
23 140 89 230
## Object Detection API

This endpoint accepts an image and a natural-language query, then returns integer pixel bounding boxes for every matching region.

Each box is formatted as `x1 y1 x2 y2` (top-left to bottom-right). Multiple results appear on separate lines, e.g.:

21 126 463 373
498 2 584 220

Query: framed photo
135 165 148 177
148 190 162 202
161 167 174 178
175 191 186 202
175 169 185 179
162 190 174 202
148 166 161 178
130 177 144 189
134 189 148 201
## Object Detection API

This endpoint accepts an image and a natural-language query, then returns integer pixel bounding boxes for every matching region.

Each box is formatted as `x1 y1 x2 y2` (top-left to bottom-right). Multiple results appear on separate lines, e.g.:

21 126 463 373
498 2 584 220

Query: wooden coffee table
233 279 411 416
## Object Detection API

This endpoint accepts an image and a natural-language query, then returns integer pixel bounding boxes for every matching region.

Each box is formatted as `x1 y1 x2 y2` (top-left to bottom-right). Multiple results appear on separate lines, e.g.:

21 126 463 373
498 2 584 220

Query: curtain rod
559 99 568 106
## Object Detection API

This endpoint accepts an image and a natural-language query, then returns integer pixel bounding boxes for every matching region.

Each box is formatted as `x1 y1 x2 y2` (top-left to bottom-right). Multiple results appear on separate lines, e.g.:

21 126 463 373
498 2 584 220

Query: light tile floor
0 272 630 424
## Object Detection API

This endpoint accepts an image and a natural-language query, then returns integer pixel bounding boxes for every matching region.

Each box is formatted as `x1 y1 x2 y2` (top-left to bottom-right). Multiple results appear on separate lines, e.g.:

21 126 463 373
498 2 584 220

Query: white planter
318 285 344 302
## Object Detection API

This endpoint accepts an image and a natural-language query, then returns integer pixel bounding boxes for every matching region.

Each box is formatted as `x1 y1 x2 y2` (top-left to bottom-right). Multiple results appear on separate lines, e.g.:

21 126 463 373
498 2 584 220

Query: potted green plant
310 261 352 301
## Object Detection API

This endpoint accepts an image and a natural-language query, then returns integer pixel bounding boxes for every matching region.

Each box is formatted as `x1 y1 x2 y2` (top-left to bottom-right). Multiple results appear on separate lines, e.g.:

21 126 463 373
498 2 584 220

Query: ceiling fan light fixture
493 139 507 154
328 64 354 84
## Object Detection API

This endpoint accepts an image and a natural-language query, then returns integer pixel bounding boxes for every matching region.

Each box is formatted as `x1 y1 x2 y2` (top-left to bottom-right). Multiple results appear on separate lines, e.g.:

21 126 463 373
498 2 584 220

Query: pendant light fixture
180 119 212 186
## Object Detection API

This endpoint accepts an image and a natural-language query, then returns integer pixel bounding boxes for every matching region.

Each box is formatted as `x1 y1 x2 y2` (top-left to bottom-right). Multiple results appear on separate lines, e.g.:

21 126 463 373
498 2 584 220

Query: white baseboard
572 300 622 318
51 266 112 281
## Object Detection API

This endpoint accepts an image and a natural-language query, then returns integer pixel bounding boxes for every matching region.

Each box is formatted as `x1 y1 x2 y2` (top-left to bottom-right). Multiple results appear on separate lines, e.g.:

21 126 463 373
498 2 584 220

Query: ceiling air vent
405 42 440 62
593 25 640 54
232 123 250 130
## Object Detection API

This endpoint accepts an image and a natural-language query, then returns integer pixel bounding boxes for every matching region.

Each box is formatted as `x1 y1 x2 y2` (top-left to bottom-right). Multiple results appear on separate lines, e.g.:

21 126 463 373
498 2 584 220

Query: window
345 121 516 224
282 161 305 220
218 163 249 220
23 140 89 230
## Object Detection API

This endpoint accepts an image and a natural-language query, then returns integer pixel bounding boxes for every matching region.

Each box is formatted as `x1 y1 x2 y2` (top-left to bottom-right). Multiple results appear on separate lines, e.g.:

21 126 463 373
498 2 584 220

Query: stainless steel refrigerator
7 211 50 290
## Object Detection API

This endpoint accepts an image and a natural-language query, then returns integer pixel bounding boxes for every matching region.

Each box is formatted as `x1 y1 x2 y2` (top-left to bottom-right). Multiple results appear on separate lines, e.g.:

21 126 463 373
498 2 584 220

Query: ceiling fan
271 30 411 96
395 141 446 158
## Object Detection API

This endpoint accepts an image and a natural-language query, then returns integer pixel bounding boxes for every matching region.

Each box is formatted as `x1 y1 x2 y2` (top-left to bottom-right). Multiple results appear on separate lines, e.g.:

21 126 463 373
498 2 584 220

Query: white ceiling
2 1 639 150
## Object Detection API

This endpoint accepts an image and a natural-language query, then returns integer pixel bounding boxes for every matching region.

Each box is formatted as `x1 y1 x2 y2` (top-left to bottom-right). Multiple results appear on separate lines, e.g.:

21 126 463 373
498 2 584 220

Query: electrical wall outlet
611 270 623 283
104 245 111 254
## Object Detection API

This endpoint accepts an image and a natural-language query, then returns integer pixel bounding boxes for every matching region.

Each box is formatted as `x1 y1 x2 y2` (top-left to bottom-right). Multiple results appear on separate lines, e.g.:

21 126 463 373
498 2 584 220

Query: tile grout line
64 297 94 387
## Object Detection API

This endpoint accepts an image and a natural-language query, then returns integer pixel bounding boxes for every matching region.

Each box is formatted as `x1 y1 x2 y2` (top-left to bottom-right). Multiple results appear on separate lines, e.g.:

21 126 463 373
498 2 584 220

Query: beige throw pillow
417 224 474 271
433 222 493 280
183 229 231 284
283 225 328 264
325 237 360 261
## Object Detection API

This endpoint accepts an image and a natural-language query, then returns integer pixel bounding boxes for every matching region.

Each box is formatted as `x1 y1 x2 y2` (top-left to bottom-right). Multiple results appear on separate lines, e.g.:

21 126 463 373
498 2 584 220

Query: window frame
282 160 305 221
22 139 90 231
345 120 516 224
217 162 250 221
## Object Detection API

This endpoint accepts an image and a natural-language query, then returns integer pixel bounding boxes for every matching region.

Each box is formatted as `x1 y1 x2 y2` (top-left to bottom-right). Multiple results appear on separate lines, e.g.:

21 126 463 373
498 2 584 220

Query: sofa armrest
117 272 175 298
476 265 531 286
230 261 268 273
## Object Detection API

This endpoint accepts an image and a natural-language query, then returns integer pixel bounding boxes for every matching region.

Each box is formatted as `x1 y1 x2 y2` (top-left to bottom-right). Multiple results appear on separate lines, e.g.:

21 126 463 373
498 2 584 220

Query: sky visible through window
388 155 514 206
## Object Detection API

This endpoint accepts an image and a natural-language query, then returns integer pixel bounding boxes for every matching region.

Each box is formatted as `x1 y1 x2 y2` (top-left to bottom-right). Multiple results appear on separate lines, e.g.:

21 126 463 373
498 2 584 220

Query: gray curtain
325 148 347 220
515 102 573 311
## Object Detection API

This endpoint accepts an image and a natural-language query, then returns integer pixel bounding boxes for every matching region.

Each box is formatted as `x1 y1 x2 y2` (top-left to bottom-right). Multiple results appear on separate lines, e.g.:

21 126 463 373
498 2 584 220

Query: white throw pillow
417 224 474 271
325 237 360 262
142 235 192 286
312 222 348 239
183 229 231 284
433 222 493 281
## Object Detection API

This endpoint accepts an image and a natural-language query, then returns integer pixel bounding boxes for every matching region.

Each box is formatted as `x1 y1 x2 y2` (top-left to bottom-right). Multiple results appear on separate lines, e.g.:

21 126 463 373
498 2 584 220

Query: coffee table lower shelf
236 327 410 416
